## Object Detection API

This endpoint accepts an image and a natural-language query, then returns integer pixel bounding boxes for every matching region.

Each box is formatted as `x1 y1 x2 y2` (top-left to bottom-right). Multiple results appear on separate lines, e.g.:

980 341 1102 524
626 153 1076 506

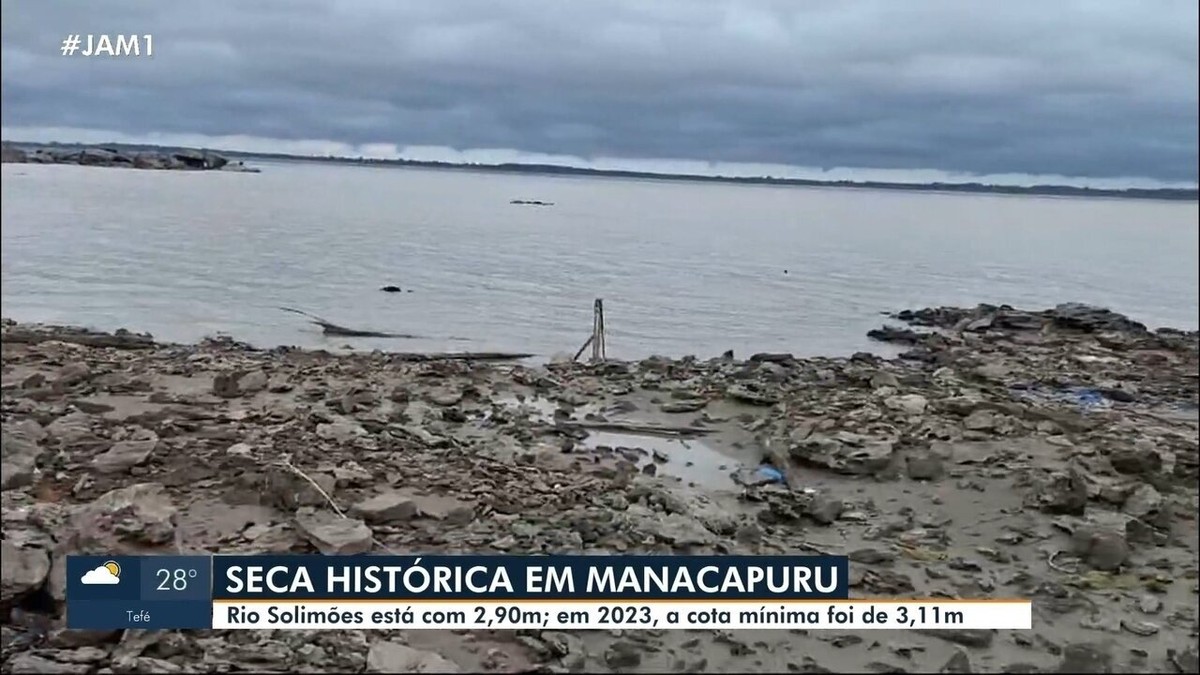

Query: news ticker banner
66 555 1031 631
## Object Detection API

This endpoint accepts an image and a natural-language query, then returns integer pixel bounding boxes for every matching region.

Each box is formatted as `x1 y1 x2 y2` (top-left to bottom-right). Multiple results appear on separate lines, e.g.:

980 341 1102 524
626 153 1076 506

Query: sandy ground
1 303 1197 673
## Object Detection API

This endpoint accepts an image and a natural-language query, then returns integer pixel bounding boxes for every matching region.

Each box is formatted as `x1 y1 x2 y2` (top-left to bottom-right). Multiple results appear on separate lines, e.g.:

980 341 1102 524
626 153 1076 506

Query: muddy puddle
580 431 743 490
489 395 749 490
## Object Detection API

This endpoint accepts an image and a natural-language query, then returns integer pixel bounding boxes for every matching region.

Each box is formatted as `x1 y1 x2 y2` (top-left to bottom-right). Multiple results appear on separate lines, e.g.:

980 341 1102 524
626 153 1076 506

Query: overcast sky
2 0 1196 187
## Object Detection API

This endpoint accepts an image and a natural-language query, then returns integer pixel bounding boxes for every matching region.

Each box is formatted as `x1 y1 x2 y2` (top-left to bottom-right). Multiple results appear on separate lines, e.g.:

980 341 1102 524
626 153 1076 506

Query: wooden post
591 299 606 363
572 298 608 363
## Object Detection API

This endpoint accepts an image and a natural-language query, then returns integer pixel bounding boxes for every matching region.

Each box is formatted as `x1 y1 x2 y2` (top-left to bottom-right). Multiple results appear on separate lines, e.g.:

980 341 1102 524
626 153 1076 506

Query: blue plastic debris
1074 389 1105 407
755 466 785 484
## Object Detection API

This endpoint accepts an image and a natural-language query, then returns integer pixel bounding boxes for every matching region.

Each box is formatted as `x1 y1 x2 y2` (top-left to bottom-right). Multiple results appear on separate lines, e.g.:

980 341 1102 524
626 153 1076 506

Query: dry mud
1 303 1197 674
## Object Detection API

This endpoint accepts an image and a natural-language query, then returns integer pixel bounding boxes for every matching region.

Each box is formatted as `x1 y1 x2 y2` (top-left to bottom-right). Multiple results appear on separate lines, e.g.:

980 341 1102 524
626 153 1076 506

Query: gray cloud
2 0 1196 183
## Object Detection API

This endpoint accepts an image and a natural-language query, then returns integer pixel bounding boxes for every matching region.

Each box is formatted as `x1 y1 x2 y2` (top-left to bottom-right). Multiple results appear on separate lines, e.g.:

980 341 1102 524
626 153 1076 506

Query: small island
0 142 260 173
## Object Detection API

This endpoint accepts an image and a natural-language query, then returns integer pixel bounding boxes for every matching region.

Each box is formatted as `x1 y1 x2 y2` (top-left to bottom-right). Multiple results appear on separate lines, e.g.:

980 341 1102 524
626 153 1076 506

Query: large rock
295 508 373 555
92 430 158 474
1056 642 1112 673
1048 303 1146 334
1070 526 1129 571
0 541 51 607
65 483 179 553
1121 484 1163 520
5 653 93 674
237 370 268 393
366 642 460 673
789 433 896 476
45 412 98 446
350 493 418 524
1 421 46 490
1024 468 1088 515
885 394 928 415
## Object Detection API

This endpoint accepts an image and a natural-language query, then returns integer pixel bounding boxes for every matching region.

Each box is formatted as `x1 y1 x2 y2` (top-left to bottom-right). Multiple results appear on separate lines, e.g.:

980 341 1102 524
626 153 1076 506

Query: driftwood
556 420 712 438
279 307 421 338
1 328 156 350
572 299 607 363
572 335 594 362
386 351 534 362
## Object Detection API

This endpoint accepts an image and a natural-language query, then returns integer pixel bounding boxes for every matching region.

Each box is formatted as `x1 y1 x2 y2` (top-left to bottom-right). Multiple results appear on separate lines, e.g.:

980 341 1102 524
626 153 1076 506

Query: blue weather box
66 555 214 630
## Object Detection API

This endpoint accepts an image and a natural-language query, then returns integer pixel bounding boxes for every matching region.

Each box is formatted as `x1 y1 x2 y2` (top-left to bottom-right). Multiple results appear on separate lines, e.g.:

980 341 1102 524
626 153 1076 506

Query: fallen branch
556 419 713 438
572 335 594 362
279 306 421 338
386 351 534 362
1 328 156 350
279 458 399 555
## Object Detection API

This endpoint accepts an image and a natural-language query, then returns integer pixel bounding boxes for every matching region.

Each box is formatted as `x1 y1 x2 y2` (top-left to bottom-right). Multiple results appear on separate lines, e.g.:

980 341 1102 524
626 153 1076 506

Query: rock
1122 484 1163 520
92 430 158 474
1071 527 1129 571
749 352 795 364
1137 595 1162 615
66 483 179 552
870 371 900 389
804 493 844 525
316 418 368 443
1026 468 1089 515
212 373 240 398
660 399 707 413
962 409 997 431
849 548 896 565
5 653 92 674
263 467 338 509
429 388 463 406
295 508 373 555
46 628 122 648
905 452 944 480
1119 619 1159 636
914 628 993 648
0 541 51 607
867 326 924 344
1169 648 1199 674
237 370 268 393
1057 642 1112 673
726 385 779 406
366 641 460 673
1 422 45 490
939 650 972 673
604 641 643 669
885 394 928 415
1049 303 1146 333
45 411 96 446
350 493 418 524
55 363 91 386
637 511 716 547
790 434 895 476
1110 448 1162 475
540 630 584 659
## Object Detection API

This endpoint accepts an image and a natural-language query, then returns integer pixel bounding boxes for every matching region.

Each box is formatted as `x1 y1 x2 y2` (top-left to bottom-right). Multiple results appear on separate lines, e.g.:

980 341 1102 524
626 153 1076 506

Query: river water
2 162 1197 359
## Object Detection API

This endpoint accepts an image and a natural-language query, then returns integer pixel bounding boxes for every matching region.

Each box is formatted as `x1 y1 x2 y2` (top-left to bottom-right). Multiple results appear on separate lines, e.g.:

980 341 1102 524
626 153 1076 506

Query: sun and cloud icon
80 560 122 585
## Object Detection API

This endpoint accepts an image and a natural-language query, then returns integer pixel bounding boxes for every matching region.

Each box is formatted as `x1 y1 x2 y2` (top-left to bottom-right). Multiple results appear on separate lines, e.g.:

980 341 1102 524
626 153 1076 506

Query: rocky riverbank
1 143 259 173
1 303 1197 673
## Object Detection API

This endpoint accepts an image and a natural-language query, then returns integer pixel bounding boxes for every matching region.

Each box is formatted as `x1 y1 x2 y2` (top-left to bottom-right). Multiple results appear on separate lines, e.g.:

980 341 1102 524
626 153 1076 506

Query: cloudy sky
2 0 1196 187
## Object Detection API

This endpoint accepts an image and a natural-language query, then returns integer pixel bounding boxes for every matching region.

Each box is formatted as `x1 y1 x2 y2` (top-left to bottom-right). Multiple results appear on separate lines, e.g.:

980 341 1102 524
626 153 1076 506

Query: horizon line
4 138 1198 200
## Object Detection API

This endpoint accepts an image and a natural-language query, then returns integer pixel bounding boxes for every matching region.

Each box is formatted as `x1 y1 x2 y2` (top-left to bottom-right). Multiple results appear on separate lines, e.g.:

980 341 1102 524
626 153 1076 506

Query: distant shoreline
3 140 1196 201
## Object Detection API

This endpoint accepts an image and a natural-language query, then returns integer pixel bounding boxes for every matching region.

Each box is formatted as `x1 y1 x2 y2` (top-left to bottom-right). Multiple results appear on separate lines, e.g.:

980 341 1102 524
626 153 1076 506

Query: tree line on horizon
5 140 1196 201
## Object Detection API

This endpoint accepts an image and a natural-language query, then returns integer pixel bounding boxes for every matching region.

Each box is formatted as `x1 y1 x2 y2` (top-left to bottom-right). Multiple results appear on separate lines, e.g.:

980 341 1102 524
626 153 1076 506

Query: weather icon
80 561 121 585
